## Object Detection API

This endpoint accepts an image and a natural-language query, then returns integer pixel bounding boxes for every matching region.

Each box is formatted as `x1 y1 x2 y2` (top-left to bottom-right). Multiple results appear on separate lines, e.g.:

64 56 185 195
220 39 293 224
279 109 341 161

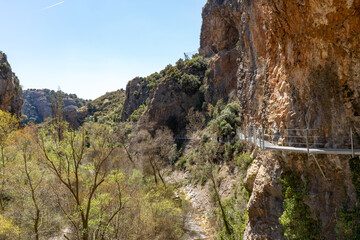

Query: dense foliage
86 89 126 123
210 100 241 139
279 172 321 240
0 110 187 240
335 157 360 239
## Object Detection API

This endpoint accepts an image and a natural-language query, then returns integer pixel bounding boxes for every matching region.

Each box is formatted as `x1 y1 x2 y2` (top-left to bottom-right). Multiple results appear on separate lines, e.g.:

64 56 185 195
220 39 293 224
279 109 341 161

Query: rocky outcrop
137 57 208 132
200 0 360 239
22 89 87 124
141 77 203 132
0 52 23 117
121 77 151 121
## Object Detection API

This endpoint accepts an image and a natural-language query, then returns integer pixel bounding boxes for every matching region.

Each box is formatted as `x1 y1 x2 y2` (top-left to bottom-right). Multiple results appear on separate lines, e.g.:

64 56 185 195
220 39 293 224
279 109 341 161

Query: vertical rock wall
201 0 360 139
0 52 23 117
200 0 360 239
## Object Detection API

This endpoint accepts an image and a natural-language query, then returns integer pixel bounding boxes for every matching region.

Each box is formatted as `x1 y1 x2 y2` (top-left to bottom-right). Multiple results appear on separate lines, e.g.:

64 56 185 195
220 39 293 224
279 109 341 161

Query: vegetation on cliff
86 89 126 123
279 173 321 240
336 157 360 239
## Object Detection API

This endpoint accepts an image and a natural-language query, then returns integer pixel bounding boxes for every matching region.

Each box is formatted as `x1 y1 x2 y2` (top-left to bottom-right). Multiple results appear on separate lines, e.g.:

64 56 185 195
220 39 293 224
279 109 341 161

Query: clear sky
0 0 207 100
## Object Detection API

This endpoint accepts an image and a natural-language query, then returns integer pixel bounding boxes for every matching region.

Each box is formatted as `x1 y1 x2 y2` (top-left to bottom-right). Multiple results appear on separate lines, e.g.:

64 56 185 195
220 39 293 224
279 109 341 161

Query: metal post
254 126 257 145
351 127 355 158
262 128 265 149
306 128 310 156
245 126 247 142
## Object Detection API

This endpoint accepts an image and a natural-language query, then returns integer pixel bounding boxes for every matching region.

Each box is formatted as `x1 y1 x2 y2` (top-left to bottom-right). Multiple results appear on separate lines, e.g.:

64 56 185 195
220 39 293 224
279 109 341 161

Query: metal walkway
237 128 360 156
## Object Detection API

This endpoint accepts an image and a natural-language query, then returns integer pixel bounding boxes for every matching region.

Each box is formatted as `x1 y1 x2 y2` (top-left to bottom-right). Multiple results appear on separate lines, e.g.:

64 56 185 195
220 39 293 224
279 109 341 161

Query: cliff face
121 77 151 121
0 52 23 117
141 77 203 132
200 0 360 239
122 57 208 130
201 0 360 137
22 89 88 124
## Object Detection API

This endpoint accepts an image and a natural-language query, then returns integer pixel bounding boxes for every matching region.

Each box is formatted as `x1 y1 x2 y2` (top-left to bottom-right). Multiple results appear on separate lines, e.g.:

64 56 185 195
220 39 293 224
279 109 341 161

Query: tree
210 101 241 139
186 107 206 134
0 214 20 239
51 90 66 141
12 125 42 240
0 110 18 211
39 122 120 240
202 140 233 236
133 127 174 187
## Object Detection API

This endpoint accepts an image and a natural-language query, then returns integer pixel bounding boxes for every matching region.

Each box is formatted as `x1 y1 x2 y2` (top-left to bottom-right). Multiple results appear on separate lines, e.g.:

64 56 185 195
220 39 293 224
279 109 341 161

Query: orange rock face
201 0 360 142
200 0 360 239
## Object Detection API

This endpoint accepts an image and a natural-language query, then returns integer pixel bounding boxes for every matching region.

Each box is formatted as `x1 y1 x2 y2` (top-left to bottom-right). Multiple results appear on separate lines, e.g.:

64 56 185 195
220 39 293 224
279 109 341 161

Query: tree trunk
210 171 232 235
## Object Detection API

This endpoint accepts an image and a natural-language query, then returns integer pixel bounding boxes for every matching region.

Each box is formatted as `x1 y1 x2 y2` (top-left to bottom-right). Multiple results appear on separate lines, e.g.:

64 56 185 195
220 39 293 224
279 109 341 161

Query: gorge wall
200 0 360 239
201 0 360 140
0 52 23 117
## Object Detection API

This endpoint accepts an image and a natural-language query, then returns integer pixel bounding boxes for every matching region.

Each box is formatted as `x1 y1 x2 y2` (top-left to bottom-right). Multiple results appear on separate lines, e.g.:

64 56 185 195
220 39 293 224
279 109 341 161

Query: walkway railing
238 126 360 157
237 126 360 179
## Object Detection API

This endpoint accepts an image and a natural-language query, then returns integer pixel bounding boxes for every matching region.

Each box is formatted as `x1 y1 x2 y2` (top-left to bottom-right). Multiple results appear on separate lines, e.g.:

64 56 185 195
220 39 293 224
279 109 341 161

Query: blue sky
0 0 206 99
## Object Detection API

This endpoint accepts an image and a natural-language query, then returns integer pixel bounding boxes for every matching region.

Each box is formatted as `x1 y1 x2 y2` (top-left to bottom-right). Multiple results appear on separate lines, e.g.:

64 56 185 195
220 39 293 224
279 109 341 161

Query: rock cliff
121 77 151 121
201 0 360 141
200 0 360 239
22 89 88 124
0 52 23 117
122 57 208 132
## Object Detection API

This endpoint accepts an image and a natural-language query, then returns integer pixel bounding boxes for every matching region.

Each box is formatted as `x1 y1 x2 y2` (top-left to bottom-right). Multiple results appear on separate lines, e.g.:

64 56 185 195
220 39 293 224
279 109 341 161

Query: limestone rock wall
200 0 360 239
201 0 360 140
141 77 202 132
0 52 23 117
121 77 151 121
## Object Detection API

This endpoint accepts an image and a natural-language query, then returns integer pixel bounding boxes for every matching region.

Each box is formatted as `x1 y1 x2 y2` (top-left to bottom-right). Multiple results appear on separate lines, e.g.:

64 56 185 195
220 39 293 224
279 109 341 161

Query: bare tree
132 126 174 187
39 123 120 240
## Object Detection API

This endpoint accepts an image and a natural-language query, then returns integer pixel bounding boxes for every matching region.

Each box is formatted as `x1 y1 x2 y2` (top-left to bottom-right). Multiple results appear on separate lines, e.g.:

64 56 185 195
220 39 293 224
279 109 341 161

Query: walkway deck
237 131 360 156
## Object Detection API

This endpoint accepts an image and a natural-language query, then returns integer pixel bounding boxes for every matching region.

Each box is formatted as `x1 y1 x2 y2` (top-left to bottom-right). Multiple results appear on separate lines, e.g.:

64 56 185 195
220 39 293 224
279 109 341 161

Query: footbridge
237 127 360 156
237 127 360 179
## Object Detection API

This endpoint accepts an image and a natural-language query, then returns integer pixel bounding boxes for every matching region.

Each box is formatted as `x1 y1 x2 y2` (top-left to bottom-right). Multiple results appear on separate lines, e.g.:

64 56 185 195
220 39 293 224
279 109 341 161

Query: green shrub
183 55 208 72
210 101 241 138
129 104 147 122
201 133 211 143
236 153 253 171
335 157 360 239
216 186 249 240
179 73 201 95
0 62 11 76
223 143 233 162
176 156 187 170
233 139 244 155
279 173 321 240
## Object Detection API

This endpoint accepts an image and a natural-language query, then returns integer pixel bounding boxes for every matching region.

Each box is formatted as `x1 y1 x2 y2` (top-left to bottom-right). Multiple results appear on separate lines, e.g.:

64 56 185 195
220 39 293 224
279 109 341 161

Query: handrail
237 126 360 156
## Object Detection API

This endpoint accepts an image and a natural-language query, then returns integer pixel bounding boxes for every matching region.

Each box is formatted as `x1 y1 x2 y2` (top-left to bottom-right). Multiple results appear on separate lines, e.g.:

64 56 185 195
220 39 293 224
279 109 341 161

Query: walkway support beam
254 126 257 145
311 154 327 180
